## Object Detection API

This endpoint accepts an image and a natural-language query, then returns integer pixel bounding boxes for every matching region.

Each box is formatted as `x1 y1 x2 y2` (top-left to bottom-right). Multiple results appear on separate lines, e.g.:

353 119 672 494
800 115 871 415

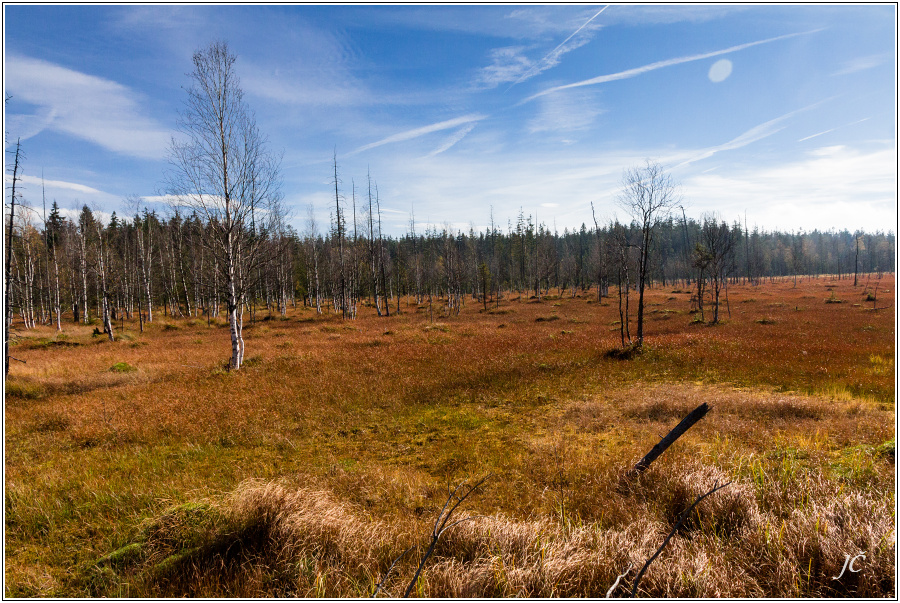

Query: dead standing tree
167 41 283 370
332 152 349 319
5 139 24 376
617 161 679 348
611 221 633 348
699 215 737 324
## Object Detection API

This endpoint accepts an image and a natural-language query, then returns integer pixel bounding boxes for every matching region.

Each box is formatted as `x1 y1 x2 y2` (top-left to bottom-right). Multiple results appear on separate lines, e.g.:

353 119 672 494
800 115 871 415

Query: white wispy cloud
600 5 747 26
140 194 184 206
476 7 607 90
508 5 608 89
671 101 827 169
4 173 123 216
358 148 648 236
241 69 372 107
681 145 896 231
4 54 171 159
11 174 106 196
300 133 895 238
476 46 535 89
527 88 604 134
3 107 57 144
523 29 822 103
349 114 487 155
426 123 478 157
831 54 890 76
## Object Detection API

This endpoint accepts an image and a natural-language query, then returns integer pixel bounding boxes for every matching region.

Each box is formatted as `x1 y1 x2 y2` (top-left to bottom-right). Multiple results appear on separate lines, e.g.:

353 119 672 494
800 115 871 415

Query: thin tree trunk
5 140 22 375
53 251 62 331
96 223 115 341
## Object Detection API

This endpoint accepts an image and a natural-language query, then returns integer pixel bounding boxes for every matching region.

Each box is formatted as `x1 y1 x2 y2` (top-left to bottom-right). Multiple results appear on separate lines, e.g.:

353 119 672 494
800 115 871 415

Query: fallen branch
8 356 26 364
629 480 731 597
371 545 415 598
627 402 709 478
606 563 633 597
403 475 490 597
375 474 490 598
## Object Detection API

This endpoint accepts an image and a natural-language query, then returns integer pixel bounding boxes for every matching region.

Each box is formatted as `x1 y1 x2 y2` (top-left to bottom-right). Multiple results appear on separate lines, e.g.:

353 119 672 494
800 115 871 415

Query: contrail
507 5 609 91
522 28 824 103
427 122 478 157
797 127 837 143
797 117 870 142
349 114 486 155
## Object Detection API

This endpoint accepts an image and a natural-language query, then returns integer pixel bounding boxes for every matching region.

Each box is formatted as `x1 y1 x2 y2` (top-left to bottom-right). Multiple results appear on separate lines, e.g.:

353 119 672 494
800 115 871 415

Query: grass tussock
93 466 894 598
605 343 643 360
93 481 400 597
6 376 48 400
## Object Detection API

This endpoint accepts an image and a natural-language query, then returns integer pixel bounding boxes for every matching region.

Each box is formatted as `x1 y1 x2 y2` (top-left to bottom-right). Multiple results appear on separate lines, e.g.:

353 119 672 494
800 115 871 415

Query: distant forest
5 196 895 329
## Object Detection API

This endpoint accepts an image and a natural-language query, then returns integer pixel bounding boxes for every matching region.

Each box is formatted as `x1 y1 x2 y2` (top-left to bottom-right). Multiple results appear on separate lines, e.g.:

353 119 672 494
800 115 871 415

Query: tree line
5 191 894 332
4 41 895 372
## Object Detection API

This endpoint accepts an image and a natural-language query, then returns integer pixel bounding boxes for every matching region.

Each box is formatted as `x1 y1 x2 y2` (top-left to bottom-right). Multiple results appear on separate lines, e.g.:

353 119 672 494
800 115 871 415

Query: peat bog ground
5 275 895 597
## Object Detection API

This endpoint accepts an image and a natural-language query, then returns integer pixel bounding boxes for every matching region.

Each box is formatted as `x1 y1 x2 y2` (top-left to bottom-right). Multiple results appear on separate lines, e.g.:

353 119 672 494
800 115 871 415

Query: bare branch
400 474 490 598
629 480 732 598
606 563 633 598
372 545 415 598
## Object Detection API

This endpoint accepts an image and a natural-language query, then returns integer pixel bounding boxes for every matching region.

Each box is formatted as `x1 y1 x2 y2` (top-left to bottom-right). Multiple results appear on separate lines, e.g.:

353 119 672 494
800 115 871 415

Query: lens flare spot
708 59 733 83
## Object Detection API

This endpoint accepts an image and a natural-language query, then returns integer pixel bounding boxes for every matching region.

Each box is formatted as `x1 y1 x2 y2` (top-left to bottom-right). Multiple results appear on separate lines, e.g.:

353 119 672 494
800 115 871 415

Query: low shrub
535 315 560 323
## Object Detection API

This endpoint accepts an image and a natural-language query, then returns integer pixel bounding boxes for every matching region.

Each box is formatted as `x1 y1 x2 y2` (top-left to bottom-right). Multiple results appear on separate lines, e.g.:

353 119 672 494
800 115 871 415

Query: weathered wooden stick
606 563 633 598
402 475 489 597
628 402 709 478
372 545 415 598
629 480 731 597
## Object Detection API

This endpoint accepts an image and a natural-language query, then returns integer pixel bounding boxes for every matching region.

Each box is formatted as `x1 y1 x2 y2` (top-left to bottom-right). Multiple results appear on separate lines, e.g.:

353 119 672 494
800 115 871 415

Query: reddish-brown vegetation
5 275 895 597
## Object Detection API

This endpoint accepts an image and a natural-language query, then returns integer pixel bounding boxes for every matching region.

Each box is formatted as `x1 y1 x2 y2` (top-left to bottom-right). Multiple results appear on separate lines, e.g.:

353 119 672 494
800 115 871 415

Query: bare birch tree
95 218 115 340
166 41 283 370
617 160 679 347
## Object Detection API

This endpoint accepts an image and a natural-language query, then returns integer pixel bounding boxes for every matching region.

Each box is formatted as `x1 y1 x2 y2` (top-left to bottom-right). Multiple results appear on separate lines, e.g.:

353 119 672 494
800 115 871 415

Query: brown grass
4 275 895 597
88 462 893 598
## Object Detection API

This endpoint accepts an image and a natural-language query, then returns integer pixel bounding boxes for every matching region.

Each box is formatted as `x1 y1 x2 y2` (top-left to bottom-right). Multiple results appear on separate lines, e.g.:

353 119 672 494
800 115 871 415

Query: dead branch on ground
374 474 490 598
629 480 731 597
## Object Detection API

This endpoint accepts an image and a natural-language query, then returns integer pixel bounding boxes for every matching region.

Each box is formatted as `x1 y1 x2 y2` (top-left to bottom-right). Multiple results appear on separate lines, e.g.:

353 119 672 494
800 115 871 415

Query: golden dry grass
4 275 895 597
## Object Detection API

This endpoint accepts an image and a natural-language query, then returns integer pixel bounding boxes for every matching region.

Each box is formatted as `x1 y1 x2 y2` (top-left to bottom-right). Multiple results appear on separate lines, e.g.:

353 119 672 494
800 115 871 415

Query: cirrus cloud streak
5 54 171 160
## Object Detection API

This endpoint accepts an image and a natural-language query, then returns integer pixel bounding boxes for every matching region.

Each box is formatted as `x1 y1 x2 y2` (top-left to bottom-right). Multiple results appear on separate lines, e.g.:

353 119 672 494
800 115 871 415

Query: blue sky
4 4 896 236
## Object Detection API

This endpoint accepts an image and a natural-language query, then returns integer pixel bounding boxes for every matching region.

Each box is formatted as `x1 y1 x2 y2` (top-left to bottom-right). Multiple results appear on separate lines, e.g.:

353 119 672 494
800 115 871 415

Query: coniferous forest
4 190 896 333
